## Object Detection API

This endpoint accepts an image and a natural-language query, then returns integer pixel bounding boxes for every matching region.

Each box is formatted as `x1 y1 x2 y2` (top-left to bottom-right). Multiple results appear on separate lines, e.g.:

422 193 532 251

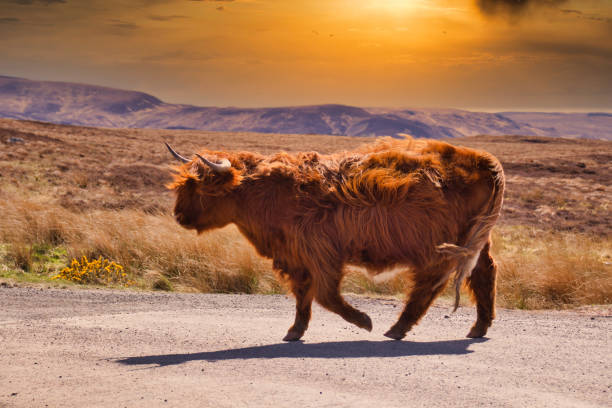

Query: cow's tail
437 155 505 312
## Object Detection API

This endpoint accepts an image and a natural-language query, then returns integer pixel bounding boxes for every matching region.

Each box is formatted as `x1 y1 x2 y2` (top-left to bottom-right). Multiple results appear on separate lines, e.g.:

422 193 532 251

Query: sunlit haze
0 0 610 111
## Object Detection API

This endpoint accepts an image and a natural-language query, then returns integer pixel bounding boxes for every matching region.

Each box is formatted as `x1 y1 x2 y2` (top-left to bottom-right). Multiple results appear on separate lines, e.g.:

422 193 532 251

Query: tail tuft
436 243 474 258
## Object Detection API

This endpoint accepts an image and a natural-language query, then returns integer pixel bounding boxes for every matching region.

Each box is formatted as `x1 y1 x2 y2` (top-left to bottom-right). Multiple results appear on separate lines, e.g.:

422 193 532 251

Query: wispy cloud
148 15 188 21
560 8 611 25
476 0 567 18
0 17 20 23
518 39 612 59
587 15 612 24
141 49 218 63
108 19 139 31
560 9 581 15
7 0 66 5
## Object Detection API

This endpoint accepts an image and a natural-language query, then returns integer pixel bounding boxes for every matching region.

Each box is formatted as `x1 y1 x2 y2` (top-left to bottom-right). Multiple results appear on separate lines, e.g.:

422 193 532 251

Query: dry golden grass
0 119 610 308
1 197 610 308
491 227 611 309
343 227 612 309
0 197 279 294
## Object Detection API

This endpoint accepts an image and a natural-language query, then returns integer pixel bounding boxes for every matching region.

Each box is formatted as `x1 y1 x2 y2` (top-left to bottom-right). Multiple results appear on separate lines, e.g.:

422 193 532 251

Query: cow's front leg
314 271 372 332
283 269 314 342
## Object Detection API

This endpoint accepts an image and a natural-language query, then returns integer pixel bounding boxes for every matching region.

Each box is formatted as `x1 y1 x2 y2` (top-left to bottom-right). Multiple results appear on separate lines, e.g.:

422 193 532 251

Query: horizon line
2 73 611 115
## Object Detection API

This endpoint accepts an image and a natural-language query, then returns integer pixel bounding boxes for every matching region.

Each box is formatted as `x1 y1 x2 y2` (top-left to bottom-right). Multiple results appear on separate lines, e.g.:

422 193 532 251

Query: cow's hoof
383 326 406 340
283 330 304 342
357 313 373 332
466 322 489 338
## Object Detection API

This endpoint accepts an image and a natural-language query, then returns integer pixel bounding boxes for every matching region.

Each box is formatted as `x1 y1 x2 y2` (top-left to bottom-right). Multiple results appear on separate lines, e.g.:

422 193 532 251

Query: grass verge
0 197 609 308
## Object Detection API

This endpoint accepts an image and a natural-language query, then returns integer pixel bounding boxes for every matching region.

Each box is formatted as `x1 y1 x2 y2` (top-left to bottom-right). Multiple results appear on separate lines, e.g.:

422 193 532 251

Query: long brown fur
168 137 505 341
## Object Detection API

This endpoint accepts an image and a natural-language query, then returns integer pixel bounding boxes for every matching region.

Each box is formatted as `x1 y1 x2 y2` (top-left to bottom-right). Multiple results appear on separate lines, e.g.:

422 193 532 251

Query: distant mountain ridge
0 75 610 140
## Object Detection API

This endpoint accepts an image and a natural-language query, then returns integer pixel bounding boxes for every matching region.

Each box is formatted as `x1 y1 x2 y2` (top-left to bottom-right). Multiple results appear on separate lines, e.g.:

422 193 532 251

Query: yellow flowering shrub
52 256 133 286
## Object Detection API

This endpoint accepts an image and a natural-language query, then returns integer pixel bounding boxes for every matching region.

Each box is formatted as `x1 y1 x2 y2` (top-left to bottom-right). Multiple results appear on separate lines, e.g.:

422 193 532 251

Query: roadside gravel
0 287 610 407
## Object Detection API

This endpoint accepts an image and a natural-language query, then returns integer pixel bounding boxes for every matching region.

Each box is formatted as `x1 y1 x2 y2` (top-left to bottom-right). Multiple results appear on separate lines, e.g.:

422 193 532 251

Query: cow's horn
196 154 232 173
165 143 190 163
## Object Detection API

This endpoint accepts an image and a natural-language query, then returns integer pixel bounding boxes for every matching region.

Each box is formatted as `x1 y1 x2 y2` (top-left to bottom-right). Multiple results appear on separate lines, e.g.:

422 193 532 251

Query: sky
0 0 610 111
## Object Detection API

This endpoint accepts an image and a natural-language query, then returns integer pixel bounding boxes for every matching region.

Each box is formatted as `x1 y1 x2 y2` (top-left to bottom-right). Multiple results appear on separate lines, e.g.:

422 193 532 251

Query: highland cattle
166 137 504 341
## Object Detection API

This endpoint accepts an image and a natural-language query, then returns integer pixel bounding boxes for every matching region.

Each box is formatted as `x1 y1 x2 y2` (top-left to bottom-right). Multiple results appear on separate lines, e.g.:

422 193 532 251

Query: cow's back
322 138 502 271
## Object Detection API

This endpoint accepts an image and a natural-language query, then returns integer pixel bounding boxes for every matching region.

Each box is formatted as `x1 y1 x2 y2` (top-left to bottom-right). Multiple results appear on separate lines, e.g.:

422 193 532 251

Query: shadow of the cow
116 338 488 367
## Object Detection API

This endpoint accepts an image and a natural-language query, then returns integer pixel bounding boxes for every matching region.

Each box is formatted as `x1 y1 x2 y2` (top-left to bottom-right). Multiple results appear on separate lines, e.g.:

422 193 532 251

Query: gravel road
0 286 610 407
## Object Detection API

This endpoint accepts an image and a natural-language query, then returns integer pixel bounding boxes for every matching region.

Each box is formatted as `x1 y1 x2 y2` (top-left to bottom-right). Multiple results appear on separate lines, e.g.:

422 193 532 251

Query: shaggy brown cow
166 137 504 341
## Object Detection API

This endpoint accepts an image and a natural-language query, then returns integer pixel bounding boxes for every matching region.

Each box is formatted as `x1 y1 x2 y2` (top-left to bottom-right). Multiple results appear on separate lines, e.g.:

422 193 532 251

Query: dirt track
0 287 610 407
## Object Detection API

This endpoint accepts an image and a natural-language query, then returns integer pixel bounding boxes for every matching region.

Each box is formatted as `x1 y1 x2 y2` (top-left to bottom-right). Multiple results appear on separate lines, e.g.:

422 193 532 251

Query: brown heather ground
0 118 610 309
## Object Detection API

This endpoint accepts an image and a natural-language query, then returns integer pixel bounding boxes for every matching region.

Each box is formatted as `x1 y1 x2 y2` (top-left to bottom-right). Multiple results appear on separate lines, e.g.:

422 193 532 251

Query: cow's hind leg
384 263 452 340
465 241 497 338
283 270 314 342
314 273 372 332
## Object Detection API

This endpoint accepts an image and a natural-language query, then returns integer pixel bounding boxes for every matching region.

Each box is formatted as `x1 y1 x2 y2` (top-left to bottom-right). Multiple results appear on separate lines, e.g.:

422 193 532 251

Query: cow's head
166 143 242 233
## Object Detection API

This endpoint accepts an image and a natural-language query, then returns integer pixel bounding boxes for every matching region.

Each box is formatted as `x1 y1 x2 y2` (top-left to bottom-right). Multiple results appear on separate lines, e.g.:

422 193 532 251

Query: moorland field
0 118 610 309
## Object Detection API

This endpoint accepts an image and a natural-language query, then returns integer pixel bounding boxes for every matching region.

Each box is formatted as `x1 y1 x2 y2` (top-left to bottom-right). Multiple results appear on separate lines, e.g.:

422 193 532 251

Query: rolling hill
1 75 610 140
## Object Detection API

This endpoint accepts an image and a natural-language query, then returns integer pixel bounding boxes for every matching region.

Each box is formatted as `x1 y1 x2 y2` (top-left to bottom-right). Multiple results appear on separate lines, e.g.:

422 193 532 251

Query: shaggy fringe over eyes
167 156 244 197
